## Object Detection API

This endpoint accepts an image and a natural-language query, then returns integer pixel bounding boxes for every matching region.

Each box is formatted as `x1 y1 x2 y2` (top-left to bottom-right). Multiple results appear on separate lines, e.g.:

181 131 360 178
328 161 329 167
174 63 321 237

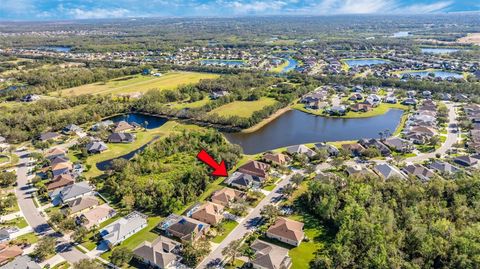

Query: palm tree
222 239 242 266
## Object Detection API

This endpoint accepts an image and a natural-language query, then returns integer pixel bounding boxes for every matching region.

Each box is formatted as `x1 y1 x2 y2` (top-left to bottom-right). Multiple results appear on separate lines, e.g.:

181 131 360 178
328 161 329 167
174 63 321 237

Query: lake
281 58 298 73
392 31 410 38
224 109 404 154
402 70 463 79
344 59 389 67
107 113 168 129
200 59 246 67
421 48 460 54
38 46 71 52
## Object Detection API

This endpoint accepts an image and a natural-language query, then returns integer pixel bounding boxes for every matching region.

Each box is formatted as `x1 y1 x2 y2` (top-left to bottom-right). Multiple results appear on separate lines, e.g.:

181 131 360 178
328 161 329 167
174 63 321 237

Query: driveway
14 150 89 264
197 172 298 268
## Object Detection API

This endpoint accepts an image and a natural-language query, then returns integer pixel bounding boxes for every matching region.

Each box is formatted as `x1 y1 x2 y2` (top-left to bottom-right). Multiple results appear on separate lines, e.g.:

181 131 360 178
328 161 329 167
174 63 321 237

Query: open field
51 72 218 97
170 97 211 109
457 33 480 45
209 97 277 118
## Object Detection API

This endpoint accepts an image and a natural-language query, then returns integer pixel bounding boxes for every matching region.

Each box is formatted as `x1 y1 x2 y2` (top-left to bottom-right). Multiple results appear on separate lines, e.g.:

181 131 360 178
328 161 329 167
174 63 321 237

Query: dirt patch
458 33 480 45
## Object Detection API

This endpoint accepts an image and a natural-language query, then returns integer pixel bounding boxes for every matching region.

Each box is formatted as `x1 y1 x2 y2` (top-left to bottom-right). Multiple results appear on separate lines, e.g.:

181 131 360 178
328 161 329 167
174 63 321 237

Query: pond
344 59 390 67
107 113 168 129
281 58 298 73
401 70 463 79
392 31 410 38
224 109 404 155
421 48 460 54
200 59 246 66
37 46 72 52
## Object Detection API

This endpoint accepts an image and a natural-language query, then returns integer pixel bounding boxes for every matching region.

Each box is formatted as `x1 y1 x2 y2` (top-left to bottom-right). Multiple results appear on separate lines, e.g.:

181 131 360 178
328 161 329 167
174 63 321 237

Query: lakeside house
286 144 317 158
101 211 147 247
85 141 108 154
263 153 290 166
112 121 135 133
266 217 304 246
107 132 135 143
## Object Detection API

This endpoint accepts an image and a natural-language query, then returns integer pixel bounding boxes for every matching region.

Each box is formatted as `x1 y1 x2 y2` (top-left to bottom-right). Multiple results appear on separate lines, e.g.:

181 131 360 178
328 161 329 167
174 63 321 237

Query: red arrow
197 149 228 177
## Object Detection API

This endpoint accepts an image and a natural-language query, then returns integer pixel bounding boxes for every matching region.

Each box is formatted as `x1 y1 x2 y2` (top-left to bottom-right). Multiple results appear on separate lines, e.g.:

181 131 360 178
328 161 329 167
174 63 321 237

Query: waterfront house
133 236 181 269
351 103 372 112
263 153 290 166
112 121 134 133
286 144 317 158
85 141 108 154
107 132 135 143
238 161 270 178
266 217 304 246
358 138 391 156
314 142 339 156
190 202 224 226
101 211 147 247
341 143 366 157
382 137 413 152
250 240 292 269
211 187 245 207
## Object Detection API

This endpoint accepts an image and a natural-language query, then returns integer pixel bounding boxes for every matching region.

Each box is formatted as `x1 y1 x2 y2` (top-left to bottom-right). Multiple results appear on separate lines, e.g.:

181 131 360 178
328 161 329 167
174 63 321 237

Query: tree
110 246 133 266
182 239 211 267
73 259 104 269
429 135 441 147
0 171 16 187
283 183 296 197
32 236 56 261
72 226 88 244
222 239 242 266
291 174 304 186
260 204 279 224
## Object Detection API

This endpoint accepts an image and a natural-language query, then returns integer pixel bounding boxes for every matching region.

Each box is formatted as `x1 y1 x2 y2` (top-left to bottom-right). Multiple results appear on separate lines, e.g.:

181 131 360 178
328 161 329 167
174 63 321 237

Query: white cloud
223 1 289 14
397 1 453 14
1 0 35 14
65 8 131 19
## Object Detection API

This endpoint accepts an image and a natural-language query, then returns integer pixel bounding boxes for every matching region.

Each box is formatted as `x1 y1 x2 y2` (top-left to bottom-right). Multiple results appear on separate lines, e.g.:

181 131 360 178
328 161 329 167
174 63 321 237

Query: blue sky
0 0 478 20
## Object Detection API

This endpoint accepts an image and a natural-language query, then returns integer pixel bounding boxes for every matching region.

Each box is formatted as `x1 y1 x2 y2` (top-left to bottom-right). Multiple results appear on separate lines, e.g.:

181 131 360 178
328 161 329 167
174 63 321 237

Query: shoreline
241 106 292 133
292 103 408 119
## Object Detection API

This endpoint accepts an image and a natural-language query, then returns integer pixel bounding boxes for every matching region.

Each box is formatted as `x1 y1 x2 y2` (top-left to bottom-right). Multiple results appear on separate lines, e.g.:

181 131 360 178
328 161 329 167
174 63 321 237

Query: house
263 153 290 166
327 105 347 115
190 202 224 225
225 172 264 190
0 229 11 243
238 161 270 178
454 155 478 167
211 187 245 207
20 94 40 102
161 214 209 242
349 93 363 101
374 164 407 180
341 143 366 157
314 143 339 156
402 164 435 181
50 156 70 166
133 236 181 269
345 165 372 177
266 217 304 246
65 195 99 215
350 103 372 112
286 145 317 158
101 211 147 247
0 255 40 269
250 240 292 269
408 126 436 137
382 137 413 152
112 121 134 132
91 120 114 131
210 91 229 99
358 138 391 156
39 132 61 142
402 98 417 106
46 173 74 191
428 161 461 174
85 141 108 154
404 132 431 145
107 133 135 143
79 204 116 229
62 124 82 135
0 244 22 266
384 96 397 104
49 181 94 206
51 161 73 177
45 147 66 160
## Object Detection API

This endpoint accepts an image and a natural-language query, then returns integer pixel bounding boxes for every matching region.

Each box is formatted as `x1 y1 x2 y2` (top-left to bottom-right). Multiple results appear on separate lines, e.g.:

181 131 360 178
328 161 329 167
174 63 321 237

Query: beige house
191 202 224 225
266 217 304 246
211 187 245 207
80 204 116 229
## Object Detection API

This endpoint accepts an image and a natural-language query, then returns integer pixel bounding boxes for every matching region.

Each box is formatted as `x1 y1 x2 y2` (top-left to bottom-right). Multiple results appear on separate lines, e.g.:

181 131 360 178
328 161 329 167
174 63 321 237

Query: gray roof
86 141 108 152
101 211 147 246
429 161 461 174
374 164 406 179
251 240 290 269
50 181 93 202
133 236 179 268
39 132 60 141
0 255 40 269
286 145 317 157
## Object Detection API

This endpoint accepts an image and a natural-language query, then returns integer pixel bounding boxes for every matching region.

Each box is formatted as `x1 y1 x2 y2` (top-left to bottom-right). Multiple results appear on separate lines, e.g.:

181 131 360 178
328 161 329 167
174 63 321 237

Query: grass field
293 102 409 119
171 97 210 109
52 72 218 97
0 216 28 229
209 97 277 118
16 232 39 244
211 220 239 243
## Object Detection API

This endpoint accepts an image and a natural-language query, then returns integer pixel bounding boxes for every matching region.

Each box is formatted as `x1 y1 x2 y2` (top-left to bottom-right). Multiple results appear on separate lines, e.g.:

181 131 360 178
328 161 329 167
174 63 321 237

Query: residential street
197 171 299 268
14 150 89 265
406 102 458 162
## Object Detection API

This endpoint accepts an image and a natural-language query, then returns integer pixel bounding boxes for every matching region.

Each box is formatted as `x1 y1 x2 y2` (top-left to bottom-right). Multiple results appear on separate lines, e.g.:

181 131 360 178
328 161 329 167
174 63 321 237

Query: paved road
14 150 89 265
406 102 458 163
197 171 299 268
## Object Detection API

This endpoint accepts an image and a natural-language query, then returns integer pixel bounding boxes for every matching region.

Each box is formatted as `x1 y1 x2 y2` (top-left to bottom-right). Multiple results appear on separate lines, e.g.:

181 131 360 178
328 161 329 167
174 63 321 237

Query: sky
0 0 478 20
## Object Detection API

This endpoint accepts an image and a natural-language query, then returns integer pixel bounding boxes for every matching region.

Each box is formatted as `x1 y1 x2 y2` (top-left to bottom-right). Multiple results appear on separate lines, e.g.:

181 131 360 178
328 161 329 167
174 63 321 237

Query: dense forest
302 174 480 268
100 130 242 214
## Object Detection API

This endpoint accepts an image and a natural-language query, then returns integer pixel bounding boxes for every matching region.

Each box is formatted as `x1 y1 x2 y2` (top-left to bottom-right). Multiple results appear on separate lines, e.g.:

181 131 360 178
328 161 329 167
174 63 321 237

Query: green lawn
0 155 9 164
0 216 28 229
293 102 409 119
52 72 218 97
100 216 162 260
51 261 70 269
271 59 289 73
209 97 278 118
171 97 210 109
15 232 39 244
212 220 239 243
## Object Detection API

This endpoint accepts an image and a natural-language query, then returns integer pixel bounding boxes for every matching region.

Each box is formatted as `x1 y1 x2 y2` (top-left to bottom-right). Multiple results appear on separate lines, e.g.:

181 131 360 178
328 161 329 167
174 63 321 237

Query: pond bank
241 106 292 133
